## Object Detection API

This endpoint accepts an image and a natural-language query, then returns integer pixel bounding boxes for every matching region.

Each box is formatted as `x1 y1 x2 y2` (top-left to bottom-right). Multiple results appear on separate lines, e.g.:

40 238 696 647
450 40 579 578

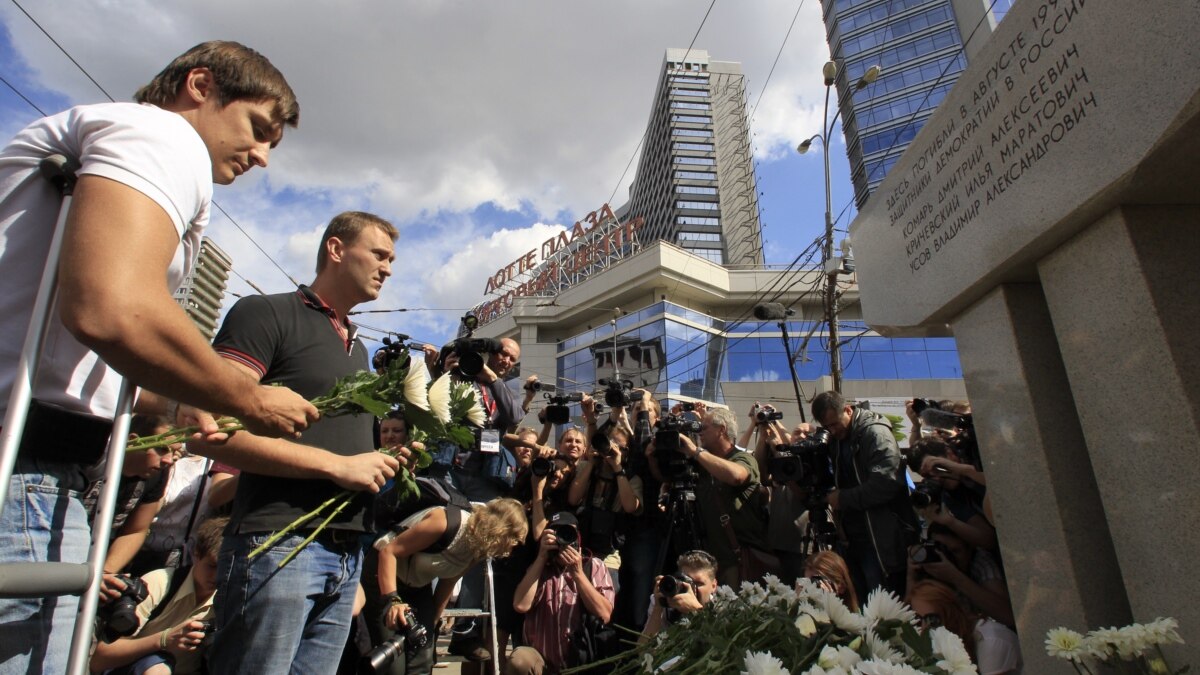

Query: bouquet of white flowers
568 575 978 675
1045 617 1187 675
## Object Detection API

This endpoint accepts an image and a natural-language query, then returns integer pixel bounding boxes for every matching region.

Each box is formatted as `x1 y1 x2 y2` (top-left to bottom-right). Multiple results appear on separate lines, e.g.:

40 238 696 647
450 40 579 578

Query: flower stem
276 495 355 569
248 492 347 560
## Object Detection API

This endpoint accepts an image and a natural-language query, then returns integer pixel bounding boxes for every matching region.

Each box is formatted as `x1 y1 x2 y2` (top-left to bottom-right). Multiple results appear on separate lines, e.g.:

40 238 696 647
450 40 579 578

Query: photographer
908 437 997 552
615 388 663 631
654 405 768 586
567 424 643 587
89 516 228 675
371 497 529 674
640 550 719 643
509 513 615 675
906 524 1015 628
811 391 918 599
745 403 816 585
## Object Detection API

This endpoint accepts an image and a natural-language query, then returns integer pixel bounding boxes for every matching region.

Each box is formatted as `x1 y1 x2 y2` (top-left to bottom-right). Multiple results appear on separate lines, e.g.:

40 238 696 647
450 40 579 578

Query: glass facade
554 302 962 406
826 0 1013 206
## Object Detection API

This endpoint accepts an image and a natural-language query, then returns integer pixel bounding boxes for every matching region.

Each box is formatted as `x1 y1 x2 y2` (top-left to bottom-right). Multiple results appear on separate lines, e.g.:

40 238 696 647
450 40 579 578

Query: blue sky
0 1 859 348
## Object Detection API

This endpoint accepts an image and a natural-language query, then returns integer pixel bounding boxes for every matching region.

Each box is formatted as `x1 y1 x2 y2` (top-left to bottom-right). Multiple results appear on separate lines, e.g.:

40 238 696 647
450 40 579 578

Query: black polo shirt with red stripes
213 285 375 534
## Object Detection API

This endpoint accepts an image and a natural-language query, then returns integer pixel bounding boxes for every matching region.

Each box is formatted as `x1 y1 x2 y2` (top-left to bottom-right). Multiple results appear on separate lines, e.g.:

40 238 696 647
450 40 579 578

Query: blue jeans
208 531 363 675
0 458 90 675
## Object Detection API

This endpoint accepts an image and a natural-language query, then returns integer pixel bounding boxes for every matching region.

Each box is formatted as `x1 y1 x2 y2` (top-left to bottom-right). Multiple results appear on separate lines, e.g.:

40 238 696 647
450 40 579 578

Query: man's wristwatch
692 447 706 460
614 468 627 478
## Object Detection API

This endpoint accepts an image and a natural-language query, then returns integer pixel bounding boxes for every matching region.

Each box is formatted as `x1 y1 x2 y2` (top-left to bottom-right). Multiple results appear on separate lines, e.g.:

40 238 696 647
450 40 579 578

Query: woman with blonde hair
907 580 1023 674
372 497 528 674
802 550 860 612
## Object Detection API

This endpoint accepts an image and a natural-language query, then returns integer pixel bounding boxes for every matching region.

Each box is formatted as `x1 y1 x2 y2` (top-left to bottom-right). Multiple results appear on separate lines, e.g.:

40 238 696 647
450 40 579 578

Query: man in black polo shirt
203 211 402 674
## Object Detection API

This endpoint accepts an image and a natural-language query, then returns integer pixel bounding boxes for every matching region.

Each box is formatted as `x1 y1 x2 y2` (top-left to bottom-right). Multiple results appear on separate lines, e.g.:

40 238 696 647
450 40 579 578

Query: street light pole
799 60 880 394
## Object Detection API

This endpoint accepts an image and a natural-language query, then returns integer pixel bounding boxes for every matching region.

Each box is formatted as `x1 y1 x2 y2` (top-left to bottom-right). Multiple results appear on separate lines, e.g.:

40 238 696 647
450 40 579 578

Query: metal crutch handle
0 154 80 513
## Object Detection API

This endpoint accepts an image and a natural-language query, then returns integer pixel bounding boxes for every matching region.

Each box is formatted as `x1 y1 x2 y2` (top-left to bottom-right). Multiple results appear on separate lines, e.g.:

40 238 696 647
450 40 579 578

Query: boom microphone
753 303 795 321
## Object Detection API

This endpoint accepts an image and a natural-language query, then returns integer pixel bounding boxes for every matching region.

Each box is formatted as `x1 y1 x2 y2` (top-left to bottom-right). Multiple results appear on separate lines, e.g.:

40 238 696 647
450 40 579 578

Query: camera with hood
767 428 834 488
598 378 633 408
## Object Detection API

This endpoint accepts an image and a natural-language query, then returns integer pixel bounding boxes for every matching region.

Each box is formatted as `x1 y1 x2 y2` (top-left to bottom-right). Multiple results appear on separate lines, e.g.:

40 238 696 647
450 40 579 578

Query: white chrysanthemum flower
796 576 821 601
816 588 867 633
458 383 486 427
803 666 848 675
714 585 738 604
930 626 977 675
797 601 830 624
427 374 452 423
1143 617 1185 646
862 588 916 627
796 612 818 637
822 645 861 670
865 628 905 663
1045 627 1089 661
402 359 430 410
641 652 654 673
741 650 788 675
854 659 925 675
1089 626 1135 660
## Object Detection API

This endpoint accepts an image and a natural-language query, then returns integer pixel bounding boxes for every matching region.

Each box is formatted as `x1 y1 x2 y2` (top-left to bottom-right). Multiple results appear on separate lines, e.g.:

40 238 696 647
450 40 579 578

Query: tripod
653 471 704 576
799 495 839 559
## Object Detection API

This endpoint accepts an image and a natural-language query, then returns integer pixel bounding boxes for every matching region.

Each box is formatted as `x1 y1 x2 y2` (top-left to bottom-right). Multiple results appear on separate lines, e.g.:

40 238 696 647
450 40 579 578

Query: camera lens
531 457 552 477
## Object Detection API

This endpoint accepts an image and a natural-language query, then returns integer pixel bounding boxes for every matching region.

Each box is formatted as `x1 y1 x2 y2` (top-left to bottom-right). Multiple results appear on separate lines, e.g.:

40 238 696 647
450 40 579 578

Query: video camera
361 608 430 673
437 313 503 379
97 574 148 643
767 428 834 489
372 333 416 372
544 392 584 425
524 380 556 394
754 404 784 424
598 378 633 408
655 405 703 479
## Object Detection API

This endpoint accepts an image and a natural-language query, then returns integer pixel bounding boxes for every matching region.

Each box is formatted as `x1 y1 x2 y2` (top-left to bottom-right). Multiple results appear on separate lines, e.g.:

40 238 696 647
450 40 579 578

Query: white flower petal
741 650 788 675
427 374 452 423
862 588 916 627
402 359 430 411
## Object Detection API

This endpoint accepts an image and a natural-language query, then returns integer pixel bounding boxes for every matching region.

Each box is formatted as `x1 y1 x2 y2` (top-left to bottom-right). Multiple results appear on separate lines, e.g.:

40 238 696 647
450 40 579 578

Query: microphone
753 303 795 321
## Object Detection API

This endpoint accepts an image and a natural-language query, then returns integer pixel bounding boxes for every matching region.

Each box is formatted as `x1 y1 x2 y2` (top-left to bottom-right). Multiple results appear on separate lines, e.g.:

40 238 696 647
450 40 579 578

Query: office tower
625 48 764 266
824 0 1013 206
173 237 232 341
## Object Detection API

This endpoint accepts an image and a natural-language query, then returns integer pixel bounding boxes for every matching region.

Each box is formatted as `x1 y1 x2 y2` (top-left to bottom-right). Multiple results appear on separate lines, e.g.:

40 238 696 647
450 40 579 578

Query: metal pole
821 85 843 393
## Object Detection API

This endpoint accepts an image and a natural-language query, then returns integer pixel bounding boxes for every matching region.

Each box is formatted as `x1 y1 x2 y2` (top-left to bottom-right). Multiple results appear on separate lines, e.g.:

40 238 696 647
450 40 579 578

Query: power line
0 73 47 115
746 0 807 125
10 0 115 102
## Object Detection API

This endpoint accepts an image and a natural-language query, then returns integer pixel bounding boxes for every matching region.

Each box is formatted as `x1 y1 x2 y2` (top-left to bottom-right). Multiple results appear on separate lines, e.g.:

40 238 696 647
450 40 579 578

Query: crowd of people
0 40 1022 675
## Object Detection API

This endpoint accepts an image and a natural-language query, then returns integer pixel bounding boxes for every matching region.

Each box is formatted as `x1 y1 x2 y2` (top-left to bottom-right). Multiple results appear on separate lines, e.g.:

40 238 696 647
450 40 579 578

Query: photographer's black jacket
831 409 918 573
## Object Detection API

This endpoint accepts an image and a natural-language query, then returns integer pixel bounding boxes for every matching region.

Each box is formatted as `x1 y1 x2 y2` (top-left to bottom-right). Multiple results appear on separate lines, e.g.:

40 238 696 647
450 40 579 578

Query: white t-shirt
0 102 212 418
975 617 1023 674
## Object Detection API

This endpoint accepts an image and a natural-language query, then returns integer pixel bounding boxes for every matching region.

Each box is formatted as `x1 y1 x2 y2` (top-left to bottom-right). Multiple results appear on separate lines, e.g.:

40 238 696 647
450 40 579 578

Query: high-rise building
824 0 1013 206
468 49 967 430
626 48 764 267
173 237 232 341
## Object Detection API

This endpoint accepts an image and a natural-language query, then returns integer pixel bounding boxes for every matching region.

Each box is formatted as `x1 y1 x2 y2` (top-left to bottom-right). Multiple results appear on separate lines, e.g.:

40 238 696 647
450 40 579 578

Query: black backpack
373 476 471 552
567 559 624 670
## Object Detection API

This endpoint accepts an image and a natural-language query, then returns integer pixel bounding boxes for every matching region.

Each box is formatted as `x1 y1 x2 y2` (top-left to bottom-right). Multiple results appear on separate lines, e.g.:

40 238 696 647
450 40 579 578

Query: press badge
480 429 501 454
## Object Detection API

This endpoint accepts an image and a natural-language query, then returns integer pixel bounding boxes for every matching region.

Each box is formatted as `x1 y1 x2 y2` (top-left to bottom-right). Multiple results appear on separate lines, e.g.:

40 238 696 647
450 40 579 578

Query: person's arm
431 574 462 625
89 619 207 671
738 403 758 451
103 497 162 574
57 176 317 438
521 376 539 415
193 361 399 492
513 531 557 614
639 587 666 644
924 507 998 552
205 471 238 509
678 435 750 487
378 509 449 629
605 447 640 514
567 552 613 623
920 558 1015 627
568 458 595 507
921 455 987 486
478 371 522 431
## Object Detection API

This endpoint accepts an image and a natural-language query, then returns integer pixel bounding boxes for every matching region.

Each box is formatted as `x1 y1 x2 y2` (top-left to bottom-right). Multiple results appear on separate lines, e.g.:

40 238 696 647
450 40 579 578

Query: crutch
0 154 138 675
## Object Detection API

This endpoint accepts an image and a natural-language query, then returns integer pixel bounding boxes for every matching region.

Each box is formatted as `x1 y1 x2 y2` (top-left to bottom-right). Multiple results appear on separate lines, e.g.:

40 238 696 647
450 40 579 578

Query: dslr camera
910 480 944 509
543 392 584 425
598 378 633 408
361 608 430 673
767 428 833 488
524 380 556 394
97 574 149 643
550 524 580 550
590 430 620 459
910 539 952 565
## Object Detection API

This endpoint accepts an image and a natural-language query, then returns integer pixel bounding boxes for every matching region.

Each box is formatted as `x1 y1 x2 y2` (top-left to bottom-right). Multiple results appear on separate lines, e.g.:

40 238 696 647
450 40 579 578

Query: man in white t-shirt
0 41 328 674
